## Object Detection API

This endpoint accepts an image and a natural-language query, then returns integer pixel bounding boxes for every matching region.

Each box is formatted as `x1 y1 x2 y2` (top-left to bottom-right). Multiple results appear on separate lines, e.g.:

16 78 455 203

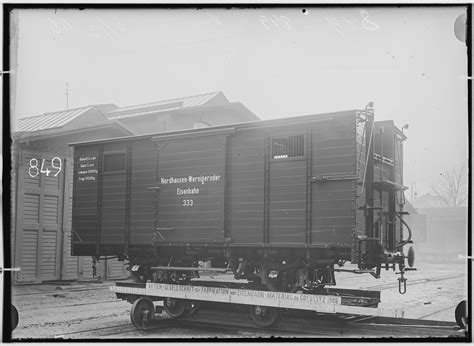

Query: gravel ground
8 261 468 340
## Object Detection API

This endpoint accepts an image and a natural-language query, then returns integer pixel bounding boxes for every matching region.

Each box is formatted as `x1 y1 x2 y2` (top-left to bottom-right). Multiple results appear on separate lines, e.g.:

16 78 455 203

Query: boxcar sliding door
153 133 229 244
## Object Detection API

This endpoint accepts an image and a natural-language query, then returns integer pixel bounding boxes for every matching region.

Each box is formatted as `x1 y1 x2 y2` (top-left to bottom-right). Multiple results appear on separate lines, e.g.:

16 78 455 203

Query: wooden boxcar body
71 107 413 291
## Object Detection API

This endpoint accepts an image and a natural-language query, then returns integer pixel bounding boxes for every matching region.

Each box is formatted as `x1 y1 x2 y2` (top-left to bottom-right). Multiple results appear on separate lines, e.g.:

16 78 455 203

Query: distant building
413 193 447 208
106 91 258 134
11 92 259 284
416 207 467 262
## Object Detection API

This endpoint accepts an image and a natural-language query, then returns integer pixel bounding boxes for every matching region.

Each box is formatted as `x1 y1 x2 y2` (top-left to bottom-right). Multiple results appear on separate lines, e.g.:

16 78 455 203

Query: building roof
14 91 253 138
16 104 118 133
17 106 95 132
107 91 228 119
15 92 226 132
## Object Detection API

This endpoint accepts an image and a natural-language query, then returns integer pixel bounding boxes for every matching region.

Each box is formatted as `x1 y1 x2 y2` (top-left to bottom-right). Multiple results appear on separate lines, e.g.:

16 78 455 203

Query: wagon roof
68 109 362 147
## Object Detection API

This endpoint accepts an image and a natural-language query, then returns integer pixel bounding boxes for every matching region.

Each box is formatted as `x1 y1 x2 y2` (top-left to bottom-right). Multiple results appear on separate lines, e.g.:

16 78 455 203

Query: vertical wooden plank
57 156 66 280
224 134 232 241
263 129 270 244
351 115 358 244
218 135 227 241
37 168 44 283
96 144 104 254
61 155 71 280
124 143 132 256
153 141 161 243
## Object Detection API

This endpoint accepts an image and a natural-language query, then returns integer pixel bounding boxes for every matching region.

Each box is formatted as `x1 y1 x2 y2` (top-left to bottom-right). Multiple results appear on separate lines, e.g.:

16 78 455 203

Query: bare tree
431 165 467 207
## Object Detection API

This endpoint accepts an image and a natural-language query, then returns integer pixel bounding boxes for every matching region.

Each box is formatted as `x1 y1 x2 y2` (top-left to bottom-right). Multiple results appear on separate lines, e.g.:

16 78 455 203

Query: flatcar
70 103 415 296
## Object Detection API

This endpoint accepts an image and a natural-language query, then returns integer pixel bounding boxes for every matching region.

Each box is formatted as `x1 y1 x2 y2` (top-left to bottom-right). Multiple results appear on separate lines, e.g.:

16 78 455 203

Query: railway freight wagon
71 104 415 294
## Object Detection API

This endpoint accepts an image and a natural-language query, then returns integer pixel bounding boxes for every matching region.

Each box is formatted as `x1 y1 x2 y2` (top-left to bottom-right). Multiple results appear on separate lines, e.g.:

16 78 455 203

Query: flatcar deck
111 281 401 317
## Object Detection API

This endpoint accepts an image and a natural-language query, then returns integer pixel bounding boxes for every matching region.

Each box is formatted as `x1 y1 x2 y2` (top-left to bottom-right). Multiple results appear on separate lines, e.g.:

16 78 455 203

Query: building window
272 135 305 159
103 152 126 172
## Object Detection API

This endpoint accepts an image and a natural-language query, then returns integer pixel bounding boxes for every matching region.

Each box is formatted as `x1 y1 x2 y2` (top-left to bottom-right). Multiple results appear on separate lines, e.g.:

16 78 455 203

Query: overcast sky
10 6 468 196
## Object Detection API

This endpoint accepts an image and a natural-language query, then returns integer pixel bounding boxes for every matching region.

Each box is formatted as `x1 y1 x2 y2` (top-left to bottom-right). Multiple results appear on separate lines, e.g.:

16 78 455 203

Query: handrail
394 213 413 248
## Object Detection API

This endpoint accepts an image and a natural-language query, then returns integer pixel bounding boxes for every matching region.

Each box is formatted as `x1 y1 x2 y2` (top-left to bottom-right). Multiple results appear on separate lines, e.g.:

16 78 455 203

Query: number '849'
29 157 62 178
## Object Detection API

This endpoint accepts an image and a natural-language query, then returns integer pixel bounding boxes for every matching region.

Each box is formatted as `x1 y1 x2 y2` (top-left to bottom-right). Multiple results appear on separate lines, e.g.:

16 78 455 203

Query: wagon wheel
130 297 155 330
11 304 19 330
163 298 187 318
249 305 281 327
261 265 300 293
455 300 468 329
